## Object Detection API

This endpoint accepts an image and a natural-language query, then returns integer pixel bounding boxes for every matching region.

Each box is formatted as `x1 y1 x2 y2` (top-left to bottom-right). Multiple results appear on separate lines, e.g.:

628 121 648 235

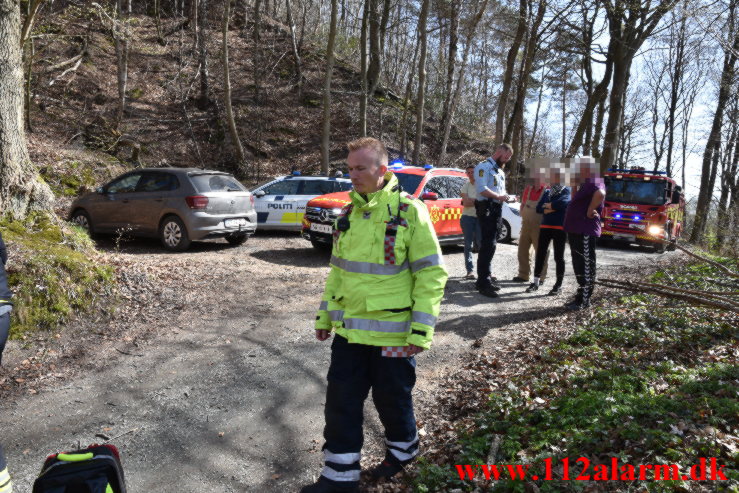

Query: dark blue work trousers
321 334 418 488
475 200 502 289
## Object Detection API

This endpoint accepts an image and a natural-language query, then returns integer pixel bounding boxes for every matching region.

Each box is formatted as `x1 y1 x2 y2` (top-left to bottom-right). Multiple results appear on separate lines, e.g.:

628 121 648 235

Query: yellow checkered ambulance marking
428 207 463 223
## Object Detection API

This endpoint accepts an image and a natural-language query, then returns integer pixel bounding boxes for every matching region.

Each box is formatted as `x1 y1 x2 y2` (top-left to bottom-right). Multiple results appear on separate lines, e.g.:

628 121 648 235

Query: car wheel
71 209 94 237
226 233 248 246
311 239 332 251
497 219 512 243
159 216 191 251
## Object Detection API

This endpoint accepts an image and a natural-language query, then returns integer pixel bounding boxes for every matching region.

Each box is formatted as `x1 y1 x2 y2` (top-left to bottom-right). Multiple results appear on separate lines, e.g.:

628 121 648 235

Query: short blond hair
347 137 389 167
497 143 514 154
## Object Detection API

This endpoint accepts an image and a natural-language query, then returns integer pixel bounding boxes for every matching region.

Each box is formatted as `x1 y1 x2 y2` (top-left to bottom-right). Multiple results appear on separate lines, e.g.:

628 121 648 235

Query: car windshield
190 174 246 192
393 172 424 195
605 178 667 206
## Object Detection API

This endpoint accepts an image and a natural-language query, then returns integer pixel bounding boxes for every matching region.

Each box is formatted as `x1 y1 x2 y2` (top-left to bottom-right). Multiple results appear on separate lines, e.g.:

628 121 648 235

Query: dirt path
0 233 676 492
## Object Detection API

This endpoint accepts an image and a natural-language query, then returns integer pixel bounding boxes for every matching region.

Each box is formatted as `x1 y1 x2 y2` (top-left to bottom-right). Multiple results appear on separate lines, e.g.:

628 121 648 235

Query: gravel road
0 232 676 492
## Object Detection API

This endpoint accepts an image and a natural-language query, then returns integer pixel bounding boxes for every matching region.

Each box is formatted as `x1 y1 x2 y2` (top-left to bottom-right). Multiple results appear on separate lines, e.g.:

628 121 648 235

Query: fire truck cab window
605 178 667 206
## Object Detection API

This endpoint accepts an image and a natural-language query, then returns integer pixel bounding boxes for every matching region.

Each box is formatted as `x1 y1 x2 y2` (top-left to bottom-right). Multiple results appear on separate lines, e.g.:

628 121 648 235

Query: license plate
225 218 247 228
310 223 332 234
612 233 635 242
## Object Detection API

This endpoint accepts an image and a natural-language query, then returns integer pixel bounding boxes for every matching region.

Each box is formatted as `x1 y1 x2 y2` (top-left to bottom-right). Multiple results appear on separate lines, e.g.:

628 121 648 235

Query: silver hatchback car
69 168 257 251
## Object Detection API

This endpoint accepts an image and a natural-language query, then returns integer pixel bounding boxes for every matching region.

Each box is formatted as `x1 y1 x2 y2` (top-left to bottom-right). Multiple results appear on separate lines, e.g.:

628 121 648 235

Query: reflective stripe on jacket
315 172 448 349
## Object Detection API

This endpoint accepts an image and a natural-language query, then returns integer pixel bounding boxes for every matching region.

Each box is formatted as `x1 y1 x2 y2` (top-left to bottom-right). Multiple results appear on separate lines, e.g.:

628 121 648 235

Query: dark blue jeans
475 200 502 289
460 215 481 273
0 313 9 366
322 334 418 488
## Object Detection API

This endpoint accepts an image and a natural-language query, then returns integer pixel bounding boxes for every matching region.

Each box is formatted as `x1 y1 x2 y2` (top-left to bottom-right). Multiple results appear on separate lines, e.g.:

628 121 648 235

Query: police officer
0 444 12 493
0 231 13 367
474 143 513 298
302 137 448 493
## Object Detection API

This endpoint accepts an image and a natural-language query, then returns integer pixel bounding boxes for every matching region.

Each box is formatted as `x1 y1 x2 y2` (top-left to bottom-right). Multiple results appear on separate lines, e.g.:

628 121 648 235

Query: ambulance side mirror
420 192 438 201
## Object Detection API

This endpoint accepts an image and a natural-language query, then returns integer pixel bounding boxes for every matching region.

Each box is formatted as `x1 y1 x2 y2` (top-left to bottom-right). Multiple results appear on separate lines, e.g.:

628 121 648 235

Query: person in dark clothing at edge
562 158 606 310
0 445 11 493
525 167 571 296
473 143 514 298
0 231 13 366
0 232 13 493
302 138 448 493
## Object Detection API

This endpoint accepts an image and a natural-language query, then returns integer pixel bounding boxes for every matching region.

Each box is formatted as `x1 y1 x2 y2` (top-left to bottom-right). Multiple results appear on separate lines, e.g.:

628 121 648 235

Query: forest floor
0 232 676 492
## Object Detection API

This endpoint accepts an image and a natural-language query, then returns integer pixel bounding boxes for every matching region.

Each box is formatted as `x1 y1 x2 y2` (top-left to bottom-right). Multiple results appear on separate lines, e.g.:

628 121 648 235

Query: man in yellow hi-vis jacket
0 445 12 493
301 138 448 493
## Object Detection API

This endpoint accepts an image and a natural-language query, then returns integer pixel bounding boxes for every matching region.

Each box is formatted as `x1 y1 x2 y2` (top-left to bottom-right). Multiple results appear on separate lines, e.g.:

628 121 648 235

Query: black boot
299 477 359 493
564 288 583 309
525 282 538 293
547 284 562 296
368 453 405 480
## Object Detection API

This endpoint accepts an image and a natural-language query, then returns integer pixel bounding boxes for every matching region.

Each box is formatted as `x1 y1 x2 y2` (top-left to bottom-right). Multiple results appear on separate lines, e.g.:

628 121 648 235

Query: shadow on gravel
251 247 331 268
93 236 235 255
438 307 558 341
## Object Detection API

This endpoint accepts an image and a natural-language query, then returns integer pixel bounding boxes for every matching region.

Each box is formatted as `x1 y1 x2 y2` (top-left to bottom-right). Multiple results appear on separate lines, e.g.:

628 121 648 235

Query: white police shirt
474 158 506 203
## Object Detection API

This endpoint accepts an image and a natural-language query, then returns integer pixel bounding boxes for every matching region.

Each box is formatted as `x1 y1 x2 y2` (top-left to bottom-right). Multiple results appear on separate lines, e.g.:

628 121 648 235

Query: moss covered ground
2 212 115 338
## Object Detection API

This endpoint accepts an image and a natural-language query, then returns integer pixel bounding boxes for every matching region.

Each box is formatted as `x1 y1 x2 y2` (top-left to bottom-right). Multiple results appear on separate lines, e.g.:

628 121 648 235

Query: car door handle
122 199 129 204
155 198 163 202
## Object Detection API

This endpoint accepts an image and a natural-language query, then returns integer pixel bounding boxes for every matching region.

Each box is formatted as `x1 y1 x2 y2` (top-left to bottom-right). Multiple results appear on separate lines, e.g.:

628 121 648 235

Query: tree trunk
320 0 338 175
154 0 163 43
412 0 430 166
665 14 687 177
599 0 677 172
253 0 262 104
359 0 369 136
399 33 419 160
438 0 458 146
0 0 53 217
438 0 488 166
19 0 44 48
197 0 209 106
223 0 246 174
114 0 129 127
495 0 527 144
527 65 546 157
366 0 382 96
690 6 739 242
285 0 303 101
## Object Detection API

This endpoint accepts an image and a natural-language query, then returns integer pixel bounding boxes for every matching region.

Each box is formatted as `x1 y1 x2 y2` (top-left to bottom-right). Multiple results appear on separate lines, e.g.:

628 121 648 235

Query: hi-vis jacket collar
349 172 399 210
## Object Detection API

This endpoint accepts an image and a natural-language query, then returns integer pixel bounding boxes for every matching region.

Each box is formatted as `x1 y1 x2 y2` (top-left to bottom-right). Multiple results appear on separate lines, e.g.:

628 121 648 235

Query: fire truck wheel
654 242 666 254
667 239 677 251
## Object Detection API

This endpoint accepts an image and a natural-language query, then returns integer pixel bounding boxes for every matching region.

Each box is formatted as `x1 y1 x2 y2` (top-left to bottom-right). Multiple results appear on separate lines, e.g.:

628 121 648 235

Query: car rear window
190 174 246 192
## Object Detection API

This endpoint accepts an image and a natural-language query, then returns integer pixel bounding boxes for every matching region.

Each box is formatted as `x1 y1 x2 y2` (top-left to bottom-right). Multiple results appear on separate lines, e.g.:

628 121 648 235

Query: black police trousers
475 200 502 290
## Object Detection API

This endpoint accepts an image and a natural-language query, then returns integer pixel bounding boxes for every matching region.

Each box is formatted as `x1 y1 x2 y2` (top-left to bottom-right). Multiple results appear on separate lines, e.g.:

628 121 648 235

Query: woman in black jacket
526 182 571 295
0 231 13 367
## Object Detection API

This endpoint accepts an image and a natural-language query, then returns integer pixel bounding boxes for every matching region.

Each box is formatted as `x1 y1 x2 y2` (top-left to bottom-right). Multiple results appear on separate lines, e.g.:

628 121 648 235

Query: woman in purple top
563 171 606 310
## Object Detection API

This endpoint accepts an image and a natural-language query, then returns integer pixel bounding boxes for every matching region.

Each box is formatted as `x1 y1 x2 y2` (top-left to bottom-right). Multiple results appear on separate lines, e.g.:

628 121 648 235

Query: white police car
251 173 353 230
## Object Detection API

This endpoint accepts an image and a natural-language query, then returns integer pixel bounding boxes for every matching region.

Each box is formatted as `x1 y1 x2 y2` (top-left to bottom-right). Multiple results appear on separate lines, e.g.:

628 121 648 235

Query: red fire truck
600 167 685 253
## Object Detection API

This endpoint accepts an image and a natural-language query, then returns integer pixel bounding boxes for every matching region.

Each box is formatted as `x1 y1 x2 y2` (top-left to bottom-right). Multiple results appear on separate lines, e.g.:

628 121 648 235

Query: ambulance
251 174 353 230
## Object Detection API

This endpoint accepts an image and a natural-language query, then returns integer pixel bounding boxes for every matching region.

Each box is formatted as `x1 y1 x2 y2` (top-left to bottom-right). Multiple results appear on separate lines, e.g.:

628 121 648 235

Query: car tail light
186 195 209 209
250 194 255 207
